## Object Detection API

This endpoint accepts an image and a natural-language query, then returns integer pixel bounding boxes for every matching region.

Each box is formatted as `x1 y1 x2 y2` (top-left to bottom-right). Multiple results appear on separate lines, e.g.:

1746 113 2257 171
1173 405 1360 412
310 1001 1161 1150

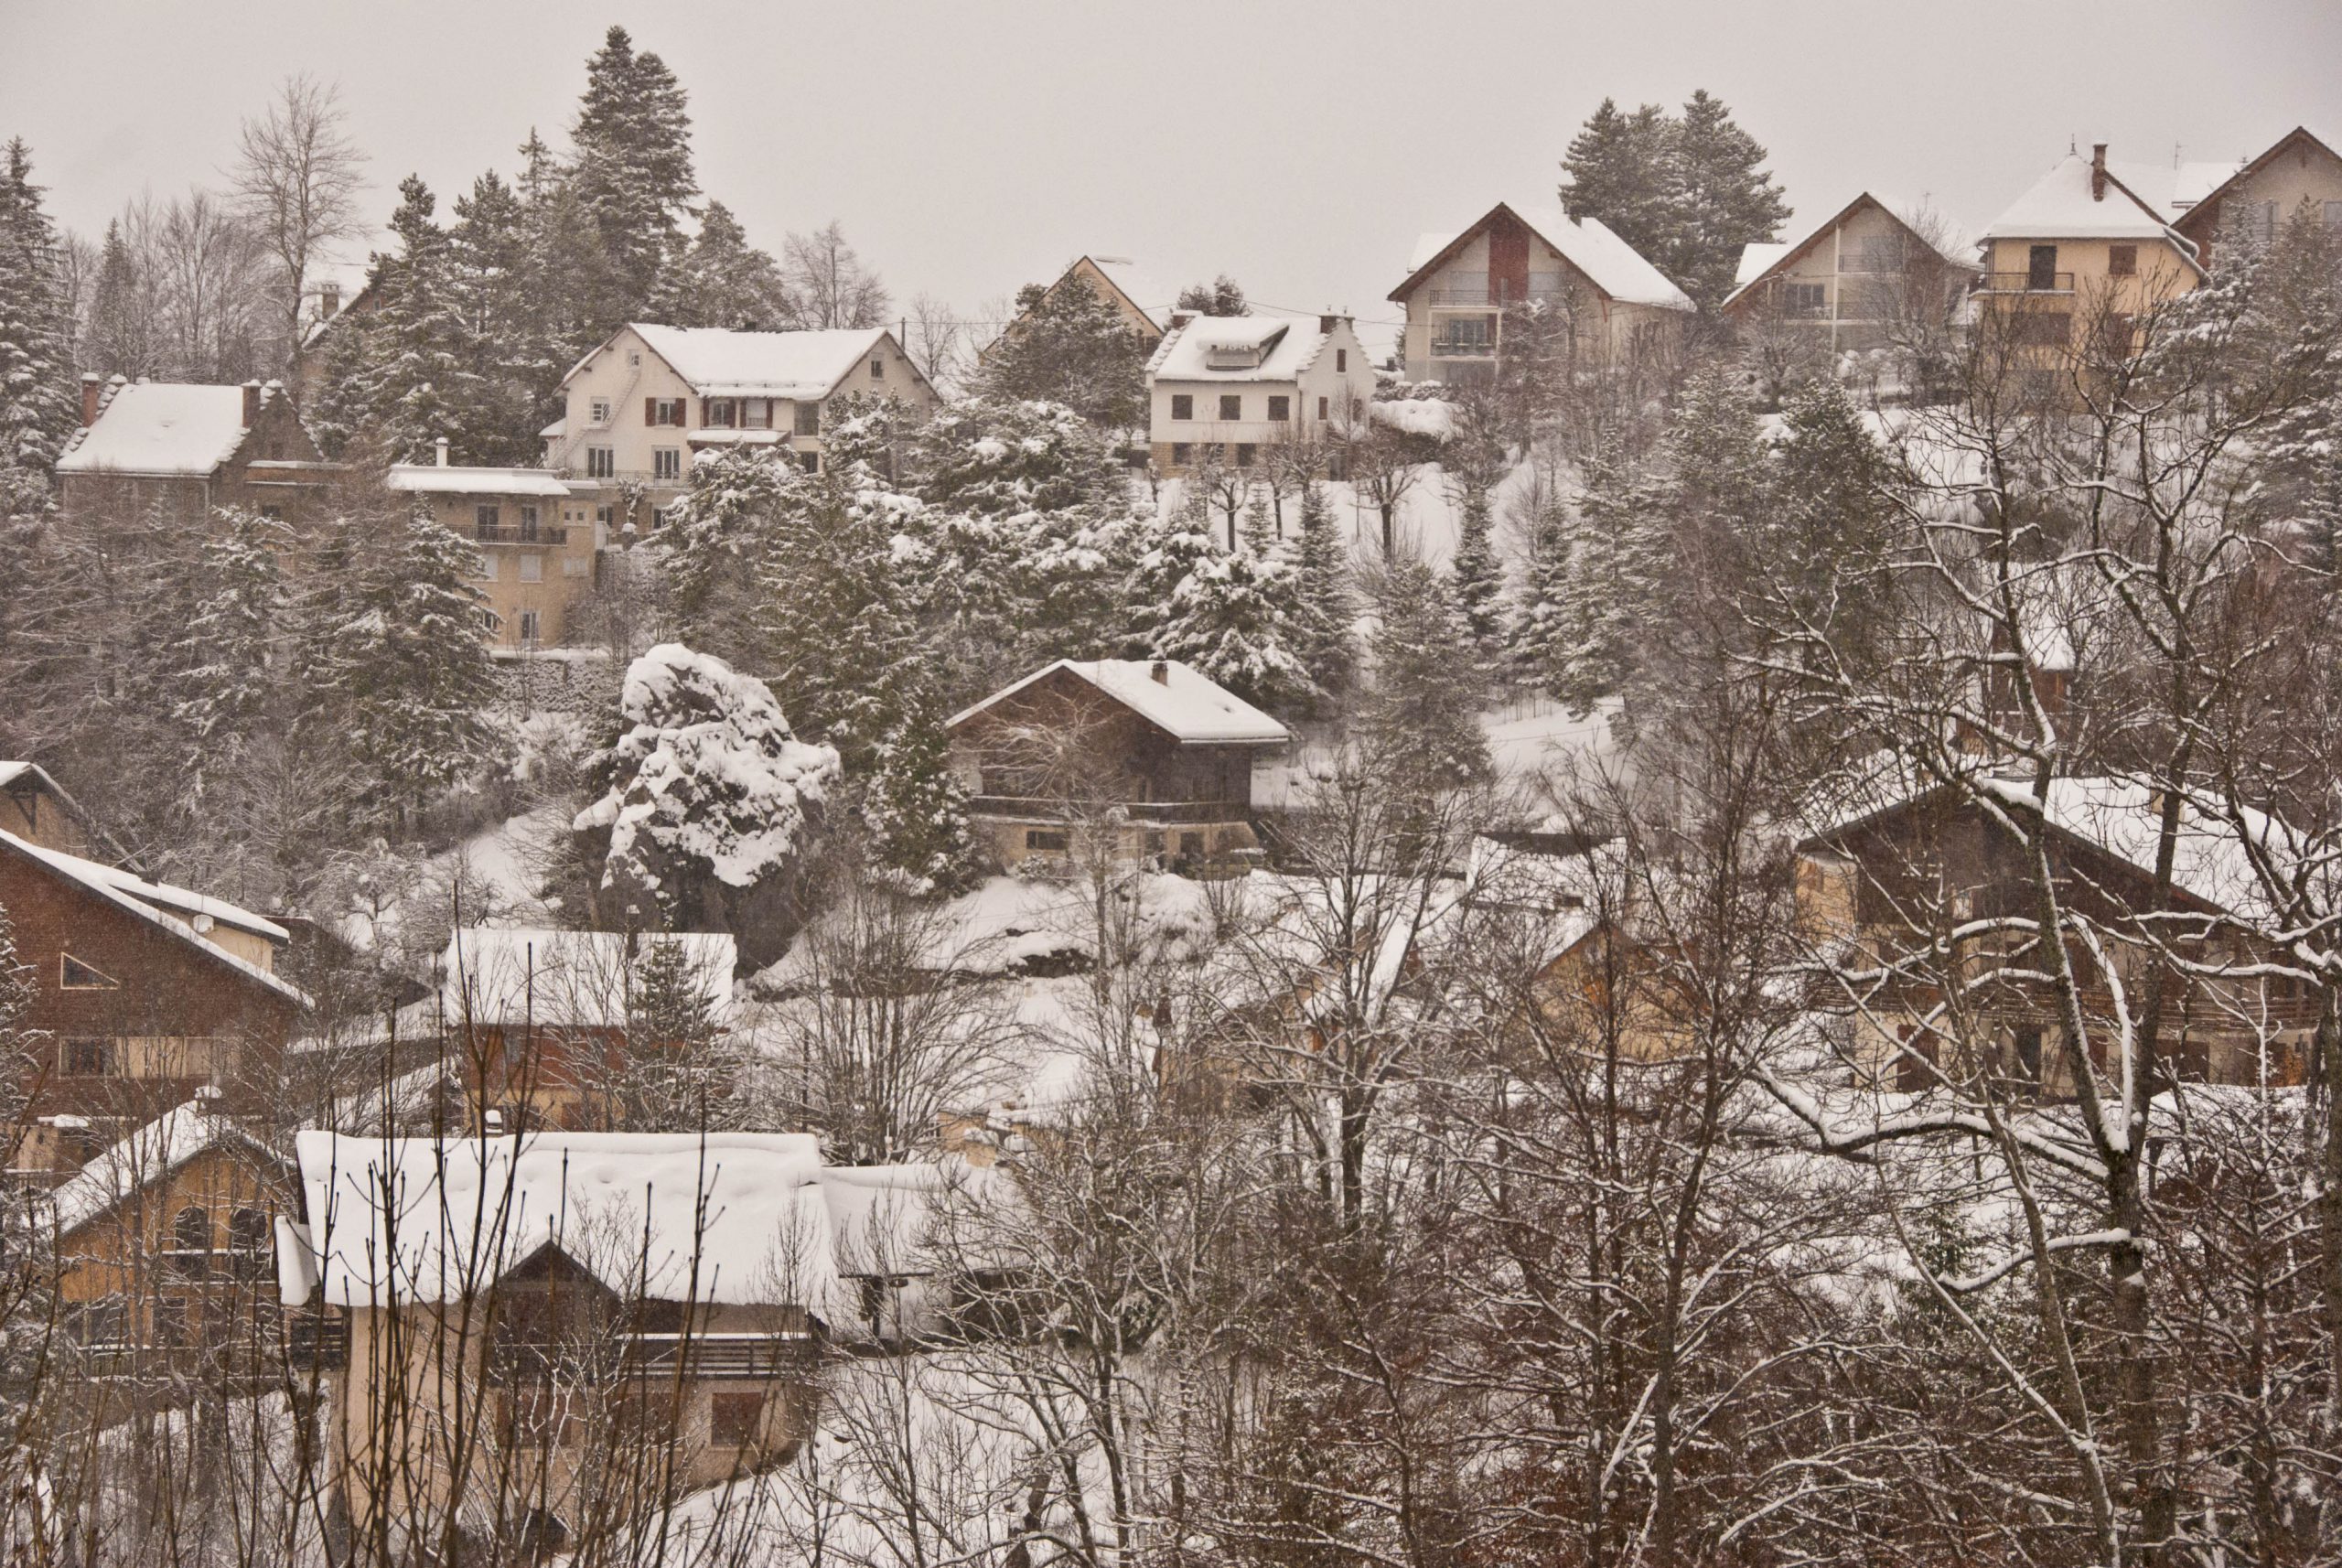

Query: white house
1144 313 1375 475
540 323 940 521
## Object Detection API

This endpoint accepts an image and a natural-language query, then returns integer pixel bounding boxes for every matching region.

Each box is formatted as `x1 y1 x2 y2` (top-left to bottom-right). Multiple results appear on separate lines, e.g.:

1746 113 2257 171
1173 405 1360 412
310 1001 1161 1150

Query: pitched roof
385 464 572 499
1981 155 2204 263
1145 314 1345 382
0 761 131 864
602 323 917 400
440 928 737 1030
50 1099 283 1238
0 830 307 1007
2173 126 2342 231
947 659 1292 746
1721 192 1982 311
1077 255 1176 331
1391 200 1694 312
54 381 274 478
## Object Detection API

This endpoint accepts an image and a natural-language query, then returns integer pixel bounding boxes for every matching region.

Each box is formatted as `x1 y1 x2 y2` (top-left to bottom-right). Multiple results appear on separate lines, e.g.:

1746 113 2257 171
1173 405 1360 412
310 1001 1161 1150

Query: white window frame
652 447 682 482
519 554 543 584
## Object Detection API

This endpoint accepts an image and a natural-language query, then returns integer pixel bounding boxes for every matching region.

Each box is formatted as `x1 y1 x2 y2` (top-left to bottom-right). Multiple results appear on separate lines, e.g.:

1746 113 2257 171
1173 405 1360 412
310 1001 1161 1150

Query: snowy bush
576 643 842 965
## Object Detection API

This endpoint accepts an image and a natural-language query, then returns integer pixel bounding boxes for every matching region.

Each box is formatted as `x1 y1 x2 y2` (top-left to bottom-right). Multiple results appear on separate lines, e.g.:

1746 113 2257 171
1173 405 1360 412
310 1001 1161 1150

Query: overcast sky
6 0 2340 356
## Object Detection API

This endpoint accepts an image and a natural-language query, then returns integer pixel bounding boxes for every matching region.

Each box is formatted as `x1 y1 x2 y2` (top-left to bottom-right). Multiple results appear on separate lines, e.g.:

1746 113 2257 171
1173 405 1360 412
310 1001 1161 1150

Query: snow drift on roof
1981 156 2199 248
1146 315 1330 382
55 382 257 478
1399 202 1694 312
628 323 891 398
441 927 737 1029
948 659 1292 746
385 464 571 499
1735 242 1792 287
50 1099 275 1238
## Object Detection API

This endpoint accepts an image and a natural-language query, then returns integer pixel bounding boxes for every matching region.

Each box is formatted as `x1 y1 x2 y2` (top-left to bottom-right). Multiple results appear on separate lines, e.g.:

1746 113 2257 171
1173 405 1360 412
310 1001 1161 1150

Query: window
563 556 590 578
2096 311 2137 360
517 610 541 645
646 398 684 426
1853 236 1905 274
1171 443 1191 466
61 1038 110 1077
595 504 614 529
518 504 539 539
259 505 283 521
1218 394 1241 420
1026 829 1069 852
2011 311 2073 348
2326 200 2342 231
478 554 500 582
475 503 500 534
519 554 543 584
1784 283 1828 318
652 447 682 482
744 397 770 428
869 357 884 380
229 1208 268 1279
170 1206 211 1280
2026 244 2060 291
1336 349 1348 371
1236 444 1255 467
154 1297 190 1347
1317 396 1328 420
586 446 615 479
1178 832 1205 861
59 954 118 990
589 398 611 426
706 399 736 428
1170 394 1193 421
797 452 821 474
1266 395 1290 421
711 1391 764 1448
2013 1028 2043 1089
793 402 821 437
2107 244 2137 277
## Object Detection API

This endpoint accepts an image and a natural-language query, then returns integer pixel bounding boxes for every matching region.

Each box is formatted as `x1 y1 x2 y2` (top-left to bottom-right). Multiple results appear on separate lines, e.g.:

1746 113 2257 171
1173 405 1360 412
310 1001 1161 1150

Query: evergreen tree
173 508 293 768
653 200 787 330
629 936 718 1049
977 278 1149 428
82 219 154 381
1560 101 1681 271
570 26 697 316
654 446 800 660
1127 493 1320 716
757 469 928 766
1363 555 1489 793
523 176 631 372
861 703 978 897
1175 275 1251 316
328 509 499 818
0 139 76 526
1765 379 1896 669
909 396 1128 516
448 170 546 466
1286 479 1357 706
1671 90 1792 307
1450 482 1505 671
316 177 483 461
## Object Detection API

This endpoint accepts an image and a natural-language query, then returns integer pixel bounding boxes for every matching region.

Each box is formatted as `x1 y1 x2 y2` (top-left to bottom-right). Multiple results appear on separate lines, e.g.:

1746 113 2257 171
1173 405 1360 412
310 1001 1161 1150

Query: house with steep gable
1388 199 1693 385
54 375 331 526
947 658 1291 869
1144 313 1374 475
2170 125 2342 269
0 761 129 864
1723 192 1982 351
992 253 1174 353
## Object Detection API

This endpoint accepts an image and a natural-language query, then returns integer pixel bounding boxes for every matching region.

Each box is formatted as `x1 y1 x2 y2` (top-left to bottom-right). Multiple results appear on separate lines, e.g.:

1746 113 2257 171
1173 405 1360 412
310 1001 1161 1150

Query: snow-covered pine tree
1545 442 1664 718
0 139 77 527
653 445 800 657
910 396 1130 517
569 25 698 317
447 170 547 466
1286 478 1357 706
1362 554 1489 793
1507 481 1574 693
173 507 294 768
976 277 1149 429
1671 90 1792 308
1127 494 1321 716
1450 481 1505 671
316 177 484 461
861 702 978 897
329 507 500 820
1765 378 1896 671
575 642 841 965
82 218 155 381
1560 101 1681 275
1175 275 1251 316
651 199 788 331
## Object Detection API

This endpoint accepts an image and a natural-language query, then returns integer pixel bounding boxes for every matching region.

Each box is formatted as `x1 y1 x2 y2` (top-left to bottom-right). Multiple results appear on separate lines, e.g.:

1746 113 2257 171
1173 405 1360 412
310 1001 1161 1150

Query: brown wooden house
0 761 129 864
53 376 335 528
945 659 1290 870
0 829 306 1176
1796 775 2309 1094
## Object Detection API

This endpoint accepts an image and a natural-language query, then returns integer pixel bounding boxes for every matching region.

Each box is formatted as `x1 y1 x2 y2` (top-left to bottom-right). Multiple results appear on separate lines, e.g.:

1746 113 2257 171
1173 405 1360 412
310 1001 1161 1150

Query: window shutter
645 397 658 425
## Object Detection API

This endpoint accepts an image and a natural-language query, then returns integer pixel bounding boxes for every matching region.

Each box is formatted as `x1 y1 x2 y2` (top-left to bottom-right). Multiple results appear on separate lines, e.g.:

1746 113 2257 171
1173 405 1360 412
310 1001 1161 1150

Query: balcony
1422 274 1570 308
476 522 569 545
1982 273 2076 295
1427 338 1496 359
489 1329 815 1382
969 796 1252 825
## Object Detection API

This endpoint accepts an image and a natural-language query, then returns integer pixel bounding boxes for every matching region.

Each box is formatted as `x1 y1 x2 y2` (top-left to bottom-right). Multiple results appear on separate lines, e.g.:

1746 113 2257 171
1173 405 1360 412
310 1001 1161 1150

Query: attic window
870 358 884 380
59 954 119 990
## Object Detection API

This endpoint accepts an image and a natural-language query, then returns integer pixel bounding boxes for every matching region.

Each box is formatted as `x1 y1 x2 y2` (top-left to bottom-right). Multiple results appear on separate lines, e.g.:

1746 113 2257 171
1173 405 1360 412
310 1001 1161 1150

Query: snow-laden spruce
576 643 841 965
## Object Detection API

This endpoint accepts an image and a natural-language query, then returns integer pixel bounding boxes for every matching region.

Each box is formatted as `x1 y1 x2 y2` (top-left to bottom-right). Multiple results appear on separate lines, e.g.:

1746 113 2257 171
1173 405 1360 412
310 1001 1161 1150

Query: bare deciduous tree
228 74 368 371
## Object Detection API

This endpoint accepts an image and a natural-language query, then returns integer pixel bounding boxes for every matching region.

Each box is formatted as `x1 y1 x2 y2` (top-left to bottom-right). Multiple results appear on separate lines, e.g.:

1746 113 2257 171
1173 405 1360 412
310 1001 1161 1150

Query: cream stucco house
1387 199 1692 385
2172 125 2342 270
1723 193 1981 352
387 445 597 650
541 323 940 521
1144 313 1374 475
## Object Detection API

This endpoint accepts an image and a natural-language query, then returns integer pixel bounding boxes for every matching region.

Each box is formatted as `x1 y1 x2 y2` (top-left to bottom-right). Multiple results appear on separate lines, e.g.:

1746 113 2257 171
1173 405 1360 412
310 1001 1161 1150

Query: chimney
1169 307 1197 329
435 435 450 467
240 380 262 427
2090 143 2109 201
1319 312 1338 334
1150 660 1169 685
80 373 101 427
320 281 340 320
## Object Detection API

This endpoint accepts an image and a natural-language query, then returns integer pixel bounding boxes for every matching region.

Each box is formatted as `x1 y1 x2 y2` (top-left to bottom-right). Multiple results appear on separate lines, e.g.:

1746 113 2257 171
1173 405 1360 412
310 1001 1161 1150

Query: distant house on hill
2169 125 2342 269
1387 199 1693 385
54 376 332 526
386 444 598 650
991 254 1174 355
541 323 940 521
946 658 1291 870
1722 192 1982 352
1144 312 1374 475
0 829 305 1176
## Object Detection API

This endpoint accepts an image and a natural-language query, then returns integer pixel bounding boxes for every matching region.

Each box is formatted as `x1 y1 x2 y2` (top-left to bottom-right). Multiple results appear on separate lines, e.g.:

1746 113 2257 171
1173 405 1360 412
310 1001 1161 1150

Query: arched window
169 1206 210 1280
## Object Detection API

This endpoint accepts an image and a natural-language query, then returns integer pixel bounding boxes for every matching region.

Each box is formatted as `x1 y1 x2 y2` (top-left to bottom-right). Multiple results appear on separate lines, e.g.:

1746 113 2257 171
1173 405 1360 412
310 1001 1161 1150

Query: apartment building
386 444 598 650
1387 199 1692 385
541 323 940 514
1144 313 1374 474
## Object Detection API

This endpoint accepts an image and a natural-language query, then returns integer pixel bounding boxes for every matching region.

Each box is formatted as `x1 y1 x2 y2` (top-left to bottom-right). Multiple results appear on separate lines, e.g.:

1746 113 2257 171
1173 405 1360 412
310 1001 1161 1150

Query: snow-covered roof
55 381 268 478
0 830 307 1007
50 1098 281 1239
385 464 571 499
1393 201 1694 312
1980 155 2203 253
441 928 737 1030
0 760 126 860
539 416 566 440
684 427 784 447
1368 398 1456 440
1735 242 1792 287
281 1132 1004 1318
947 659 1292 746
1146 315 1338 383
618 323 896 399
2173 127 2341 223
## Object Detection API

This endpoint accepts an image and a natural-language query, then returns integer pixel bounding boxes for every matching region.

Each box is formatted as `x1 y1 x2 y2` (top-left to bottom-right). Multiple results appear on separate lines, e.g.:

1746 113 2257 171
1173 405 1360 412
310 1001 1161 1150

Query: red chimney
2090 143 2109 201
80 374 101 427
241 380 263 427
